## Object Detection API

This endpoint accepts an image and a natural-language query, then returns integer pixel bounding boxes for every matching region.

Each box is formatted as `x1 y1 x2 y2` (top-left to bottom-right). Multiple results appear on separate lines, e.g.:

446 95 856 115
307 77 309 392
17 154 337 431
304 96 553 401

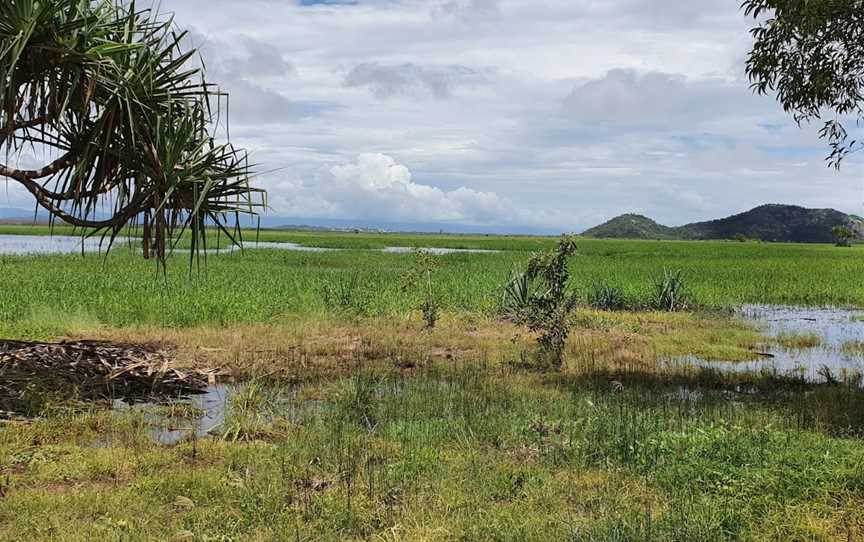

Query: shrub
586 280 627 311
650 268 689 312
508 235 579 369
832 225 856 247
401 250 442 329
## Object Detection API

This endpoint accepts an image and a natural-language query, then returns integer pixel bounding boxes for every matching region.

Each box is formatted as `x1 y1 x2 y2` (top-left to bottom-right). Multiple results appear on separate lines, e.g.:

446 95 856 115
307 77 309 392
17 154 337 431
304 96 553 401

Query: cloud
430 0 500 21
269 153 568 228
561 69 758 126
344 63 489 99
107 0 864 234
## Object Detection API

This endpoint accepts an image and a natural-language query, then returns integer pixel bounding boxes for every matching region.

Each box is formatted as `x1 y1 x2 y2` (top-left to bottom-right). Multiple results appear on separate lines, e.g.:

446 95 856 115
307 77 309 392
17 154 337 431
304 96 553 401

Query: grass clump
777 332 823 350
650 268 690 312
586 280 628 311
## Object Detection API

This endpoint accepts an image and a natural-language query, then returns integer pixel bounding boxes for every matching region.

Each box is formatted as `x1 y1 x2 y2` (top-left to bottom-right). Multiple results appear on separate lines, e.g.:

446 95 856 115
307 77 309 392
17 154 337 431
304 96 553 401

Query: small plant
733 233 748 243
401 249 442 329
501 269 535 321
586 280 627 311
650 268 689 312
508 235 579 369
832 225 856 247
321 273 372 315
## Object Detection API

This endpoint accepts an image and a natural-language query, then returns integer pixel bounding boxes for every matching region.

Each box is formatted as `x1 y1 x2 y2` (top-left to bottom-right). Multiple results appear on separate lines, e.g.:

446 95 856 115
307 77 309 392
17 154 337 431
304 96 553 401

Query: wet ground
677 305 864 384
102 304 864 444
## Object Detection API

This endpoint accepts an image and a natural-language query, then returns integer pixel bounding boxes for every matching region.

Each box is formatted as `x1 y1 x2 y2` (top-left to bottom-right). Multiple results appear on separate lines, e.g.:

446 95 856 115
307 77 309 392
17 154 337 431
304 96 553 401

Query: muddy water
680 305 864 384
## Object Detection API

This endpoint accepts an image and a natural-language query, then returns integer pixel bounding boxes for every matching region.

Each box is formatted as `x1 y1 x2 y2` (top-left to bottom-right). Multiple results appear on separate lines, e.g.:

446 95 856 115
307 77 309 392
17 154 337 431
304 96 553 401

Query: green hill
583 204 864 243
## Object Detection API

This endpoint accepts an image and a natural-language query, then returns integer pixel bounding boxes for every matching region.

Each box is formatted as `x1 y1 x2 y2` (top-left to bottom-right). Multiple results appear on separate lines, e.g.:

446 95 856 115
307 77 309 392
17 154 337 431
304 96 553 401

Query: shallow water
0 234 131 255
113 385 231 445
381 246 500 255
681 304 864 384
0 234 499 256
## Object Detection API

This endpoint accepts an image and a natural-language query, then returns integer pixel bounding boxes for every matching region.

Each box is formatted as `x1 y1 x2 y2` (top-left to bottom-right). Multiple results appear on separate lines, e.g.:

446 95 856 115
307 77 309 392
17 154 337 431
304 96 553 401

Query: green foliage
745 0 864 167
832 225 855 247
0 1 264 263
401 250 442 329
651 269 689 312
586 280 628 311
513 236 579 368
4 230 864 338
321 273 374 315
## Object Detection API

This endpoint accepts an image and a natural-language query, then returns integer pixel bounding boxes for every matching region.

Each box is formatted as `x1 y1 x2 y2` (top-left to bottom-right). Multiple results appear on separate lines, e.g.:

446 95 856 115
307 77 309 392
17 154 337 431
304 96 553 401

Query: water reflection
0 234 130 255
683 305 864 384
0 234 500 256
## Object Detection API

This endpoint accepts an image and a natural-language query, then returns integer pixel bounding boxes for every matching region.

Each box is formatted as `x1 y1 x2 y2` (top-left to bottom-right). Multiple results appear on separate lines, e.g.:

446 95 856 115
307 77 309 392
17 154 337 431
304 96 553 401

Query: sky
5 0 864 233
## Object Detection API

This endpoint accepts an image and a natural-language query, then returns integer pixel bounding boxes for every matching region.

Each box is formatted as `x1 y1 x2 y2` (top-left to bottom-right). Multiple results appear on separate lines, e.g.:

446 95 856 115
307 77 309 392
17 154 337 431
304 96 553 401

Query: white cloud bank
271 153 568 228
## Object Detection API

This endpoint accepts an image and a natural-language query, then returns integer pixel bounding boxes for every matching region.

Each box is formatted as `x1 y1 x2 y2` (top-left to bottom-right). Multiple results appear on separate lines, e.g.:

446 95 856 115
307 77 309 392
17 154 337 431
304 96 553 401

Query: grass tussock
776 332 823 350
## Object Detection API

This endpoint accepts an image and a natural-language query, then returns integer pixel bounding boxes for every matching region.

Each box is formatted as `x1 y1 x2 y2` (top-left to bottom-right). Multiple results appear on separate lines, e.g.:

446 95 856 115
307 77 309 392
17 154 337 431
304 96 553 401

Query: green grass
2 366 863 541
1 230 863 339
3 226 864 540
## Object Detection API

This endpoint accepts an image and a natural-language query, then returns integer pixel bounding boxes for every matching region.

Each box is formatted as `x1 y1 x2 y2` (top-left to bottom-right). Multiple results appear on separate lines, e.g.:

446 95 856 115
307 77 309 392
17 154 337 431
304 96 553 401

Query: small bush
586 280 627 311
402 250 442 329
651 268 689 312
506 235 579 369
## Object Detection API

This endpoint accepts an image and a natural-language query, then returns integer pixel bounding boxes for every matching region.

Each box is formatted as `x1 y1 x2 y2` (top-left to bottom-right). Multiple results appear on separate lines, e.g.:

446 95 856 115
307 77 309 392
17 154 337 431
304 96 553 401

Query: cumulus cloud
344 63 489 99
270 153 567 228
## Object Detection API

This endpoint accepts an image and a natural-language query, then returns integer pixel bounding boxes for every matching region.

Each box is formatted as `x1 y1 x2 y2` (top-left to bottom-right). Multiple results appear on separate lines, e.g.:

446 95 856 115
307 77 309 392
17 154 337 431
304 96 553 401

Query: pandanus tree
0 0 266 263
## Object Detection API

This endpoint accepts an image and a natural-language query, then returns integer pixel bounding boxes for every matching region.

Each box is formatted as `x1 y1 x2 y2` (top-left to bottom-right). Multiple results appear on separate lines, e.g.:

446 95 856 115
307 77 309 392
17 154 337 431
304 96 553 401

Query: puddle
0 234 131 255
682 304 864 384
113 383 334 445
113 385 231 445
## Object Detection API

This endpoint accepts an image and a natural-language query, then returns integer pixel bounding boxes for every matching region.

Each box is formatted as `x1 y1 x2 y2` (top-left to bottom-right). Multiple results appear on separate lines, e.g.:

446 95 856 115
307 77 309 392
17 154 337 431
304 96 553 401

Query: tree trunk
142 210 151 260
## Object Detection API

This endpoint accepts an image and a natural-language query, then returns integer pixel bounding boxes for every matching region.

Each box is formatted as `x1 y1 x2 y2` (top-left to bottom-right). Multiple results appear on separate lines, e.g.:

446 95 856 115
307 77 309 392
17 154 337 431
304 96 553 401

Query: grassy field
2 226 864 339
2 226 864 541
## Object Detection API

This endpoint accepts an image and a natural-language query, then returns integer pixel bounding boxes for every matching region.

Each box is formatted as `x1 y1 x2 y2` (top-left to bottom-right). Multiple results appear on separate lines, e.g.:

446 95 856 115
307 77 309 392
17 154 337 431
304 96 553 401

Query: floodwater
0 234 131 255
381 246 500 255
679 305 864 384
0 234 500 256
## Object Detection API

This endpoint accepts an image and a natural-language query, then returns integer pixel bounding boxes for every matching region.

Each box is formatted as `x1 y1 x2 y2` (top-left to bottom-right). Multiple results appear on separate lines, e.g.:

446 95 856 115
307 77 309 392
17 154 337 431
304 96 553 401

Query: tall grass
2 234 864 338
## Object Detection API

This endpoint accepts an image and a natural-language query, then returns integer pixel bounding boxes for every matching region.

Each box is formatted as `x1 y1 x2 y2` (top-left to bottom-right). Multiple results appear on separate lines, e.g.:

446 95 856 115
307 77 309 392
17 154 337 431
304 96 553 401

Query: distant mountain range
582 204 864 244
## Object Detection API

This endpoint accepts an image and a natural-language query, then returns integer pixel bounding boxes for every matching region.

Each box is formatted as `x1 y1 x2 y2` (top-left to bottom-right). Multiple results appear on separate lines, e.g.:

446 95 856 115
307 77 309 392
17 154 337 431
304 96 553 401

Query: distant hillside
583 204 864 243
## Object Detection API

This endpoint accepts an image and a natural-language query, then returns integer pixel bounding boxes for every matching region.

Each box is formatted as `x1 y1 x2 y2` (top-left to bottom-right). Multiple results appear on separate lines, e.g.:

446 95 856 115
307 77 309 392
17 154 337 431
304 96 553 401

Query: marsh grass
3 227 864 539
777 331 823 350
3 232 864 339
2 361 864 541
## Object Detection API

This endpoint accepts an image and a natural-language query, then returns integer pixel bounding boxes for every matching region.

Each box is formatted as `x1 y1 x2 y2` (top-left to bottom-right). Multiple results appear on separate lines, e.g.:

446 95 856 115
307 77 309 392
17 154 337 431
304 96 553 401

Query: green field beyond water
2 225 864 541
